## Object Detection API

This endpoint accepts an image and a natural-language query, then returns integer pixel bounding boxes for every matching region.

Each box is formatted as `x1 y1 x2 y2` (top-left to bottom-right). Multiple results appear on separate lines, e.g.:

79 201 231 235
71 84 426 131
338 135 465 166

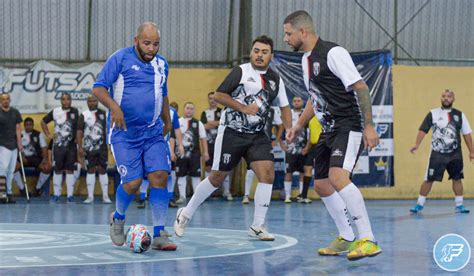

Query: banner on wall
270 50 394 187
0 60 103 113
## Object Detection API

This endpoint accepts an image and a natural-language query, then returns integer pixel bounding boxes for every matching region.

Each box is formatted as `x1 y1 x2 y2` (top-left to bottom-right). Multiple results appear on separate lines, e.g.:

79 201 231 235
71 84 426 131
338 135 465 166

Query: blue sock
149 187 169 237
140 192 146 200
113 184 135 220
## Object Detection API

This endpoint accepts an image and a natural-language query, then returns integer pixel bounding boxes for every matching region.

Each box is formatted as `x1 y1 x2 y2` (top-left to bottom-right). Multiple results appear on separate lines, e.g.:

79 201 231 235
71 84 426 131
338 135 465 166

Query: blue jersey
94 46 169 144
165 106 180 142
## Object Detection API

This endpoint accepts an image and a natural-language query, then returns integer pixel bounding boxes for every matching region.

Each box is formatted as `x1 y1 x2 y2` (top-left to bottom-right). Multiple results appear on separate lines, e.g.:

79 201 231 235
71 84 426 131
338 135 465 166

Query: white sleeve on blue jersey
94 51 123 90
327 46 363 91
198 121 207 139
171 107 180 129
162 59 169 97
461 112 472 135
273 78 290 107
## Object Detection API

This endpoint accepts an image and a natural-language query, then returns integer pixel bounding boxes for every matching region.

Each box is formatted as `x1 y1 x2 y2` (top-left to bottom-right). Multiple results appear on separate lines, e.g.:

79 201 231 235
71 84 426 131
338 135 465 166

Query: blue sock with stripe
113 184 135 220
149 187 169 237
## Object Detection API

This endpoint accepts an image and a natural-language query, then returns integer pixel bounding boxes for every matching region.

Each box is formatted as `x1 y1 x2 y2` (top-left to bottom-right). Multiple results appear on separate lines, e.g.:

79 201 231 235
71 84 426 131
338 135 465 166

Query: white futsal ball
125 224 152 253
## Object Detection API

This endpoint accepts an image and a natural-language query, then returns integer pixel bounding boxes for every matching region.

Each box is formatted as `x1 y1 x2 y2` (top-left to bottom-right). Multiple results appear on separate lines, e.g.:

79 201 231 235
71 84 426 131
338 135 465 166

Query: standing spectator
175 102 209 204
281 96 309 203
41 93 79 203
0 93 23 203
77 95 112 204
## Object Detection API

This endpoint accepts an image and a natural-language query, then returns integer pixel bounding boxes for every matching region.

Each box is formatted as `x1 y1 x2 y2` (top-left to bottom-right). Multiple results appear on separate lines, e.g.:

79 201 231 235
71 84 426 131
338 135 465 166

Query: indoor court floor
1 197 472 275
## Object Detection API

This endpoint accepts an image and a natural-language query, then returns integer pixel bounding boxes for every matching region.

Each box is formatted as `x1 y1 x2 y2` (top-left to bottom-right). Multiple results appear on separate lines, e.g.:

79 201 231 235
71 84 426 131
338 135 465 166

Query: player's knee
328 169 349 187
87 168 96 174
208 171 227 187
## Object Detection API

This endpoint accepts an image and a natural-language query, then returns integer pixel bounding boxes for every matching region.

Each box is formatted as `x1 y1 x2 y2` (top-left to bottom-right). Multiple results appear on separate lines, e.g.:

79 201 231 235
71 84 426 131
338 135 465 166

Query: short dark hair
61 93 71 100
24 117 34 124
284 10 313 25
184 102 194 108
208 91 215 97
252 35 274 53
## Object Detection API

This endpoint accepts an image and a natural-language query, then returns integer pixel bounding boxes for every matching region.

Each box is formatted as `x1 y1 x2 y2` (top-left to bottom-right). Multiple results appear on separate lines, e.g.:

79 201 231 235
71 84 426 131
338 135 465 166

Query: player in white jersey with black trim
410 89 473 213
77 95 111 204
281 96 310 203
175 102 209 204
41 93 79 203
201 92 234 201
284 10 381 260
174 35 291 241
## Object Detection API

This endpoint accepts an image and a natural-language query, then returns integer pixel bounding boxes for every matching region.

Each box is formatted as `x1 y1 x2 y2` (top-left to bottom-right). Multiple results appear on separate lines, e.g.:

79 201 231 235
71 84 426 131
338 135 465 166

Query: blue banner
270 50 394 187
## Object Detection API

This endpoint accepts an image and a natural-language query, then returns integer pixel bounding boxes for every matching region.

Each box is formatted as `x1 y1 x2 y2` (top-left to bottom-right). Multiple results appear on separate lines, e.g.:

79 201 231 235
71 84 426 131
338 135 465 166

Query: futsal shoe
224 193 234 201
346 238 382 261
152 230 177 251
248 225 275 241
168 199 178 208
67 196 75 203
137 199 146 209
175 197 186 204
455 205 470 213
51 195 59 203
242 195 250 204
102 195 112 204
83 197 94 204
318 236 356 256
410 204 424 213
109 212 126 246
284 195 292 204
174 207 190 237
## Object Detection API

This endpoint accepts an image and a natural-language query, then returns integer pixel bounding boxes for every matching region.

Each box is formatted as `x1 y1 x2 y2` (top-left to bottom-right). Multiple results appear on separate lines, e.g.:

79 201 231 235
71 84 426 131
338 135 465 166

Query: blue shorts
111 137 171 184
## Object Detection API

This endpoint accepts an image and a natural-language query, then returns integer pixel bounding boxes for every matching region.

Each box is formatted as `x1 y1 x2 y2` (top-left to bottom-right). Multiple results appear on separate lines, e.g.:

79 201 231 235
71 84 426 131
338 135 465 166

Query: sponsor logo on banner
376 123 389 136
372 105 393 123
374 158 387 171
368 139 393 157
353 156 369 174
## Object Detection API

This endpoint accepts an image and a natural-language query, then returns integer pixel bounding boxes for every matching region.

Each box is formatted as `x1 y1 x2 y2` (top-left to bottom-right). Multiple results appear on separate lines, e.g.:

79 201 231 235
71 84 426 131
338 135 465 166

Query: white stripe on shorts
211 125 226 171
342 131 363 172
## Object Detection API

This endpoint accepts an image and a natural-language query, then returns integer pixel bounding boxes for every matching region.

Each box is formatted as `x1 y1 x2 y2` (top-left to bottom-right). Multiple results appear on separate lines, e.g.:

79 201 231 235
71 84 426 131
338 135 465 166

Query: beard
441 101 452 109
136 45 157 62
291 41 303 52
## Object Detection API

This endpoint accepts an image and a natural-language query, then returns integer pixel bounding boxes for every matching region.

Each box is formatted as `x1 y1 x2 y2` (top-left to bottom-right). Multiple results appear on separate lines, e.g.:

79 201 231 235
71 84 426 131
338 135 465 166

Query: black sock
302 176 312 198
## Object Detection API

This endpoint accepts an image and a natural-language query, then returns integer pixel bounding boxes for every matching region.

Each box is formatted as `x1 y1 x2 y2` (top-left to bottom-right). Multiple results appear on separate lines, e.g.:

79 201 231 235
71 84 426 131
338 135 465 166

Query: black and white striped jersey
216 63 289 134
302 38 363 133
419 107 472 155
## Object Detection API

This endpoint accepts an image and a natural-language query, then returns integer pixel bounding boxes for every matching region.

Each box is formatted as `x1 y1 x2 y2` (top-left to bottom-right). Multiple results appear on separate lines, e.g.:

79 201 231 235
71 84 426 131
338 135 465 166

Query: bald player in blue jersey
92 22 177 251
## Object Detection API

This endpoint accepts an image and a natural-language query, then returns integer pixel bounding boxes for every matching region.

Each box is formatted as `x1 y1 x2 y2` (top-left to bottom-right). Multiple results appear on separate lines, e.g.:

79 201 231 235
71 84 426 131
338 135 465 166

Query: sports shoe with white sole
109 212 126 246
242 195 250 204
83 197 94 204
248 225 275 241
174 207 190 237
152 230 177 251
102 195 112 204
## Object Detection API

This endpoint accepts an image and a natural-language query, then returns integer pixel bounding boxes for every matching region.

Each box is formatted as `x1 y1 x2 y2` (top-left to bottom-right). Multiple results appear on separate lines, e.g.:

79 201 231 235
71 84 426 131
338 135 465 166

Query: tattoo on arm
355 86 374 126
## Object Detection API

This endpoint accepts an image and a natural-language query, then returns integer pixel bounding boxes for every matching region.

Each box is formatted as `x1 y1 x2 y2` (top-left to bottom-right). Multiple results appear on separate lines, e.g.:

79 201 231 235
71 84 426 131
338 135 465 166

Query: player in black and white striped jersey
174 35 291 241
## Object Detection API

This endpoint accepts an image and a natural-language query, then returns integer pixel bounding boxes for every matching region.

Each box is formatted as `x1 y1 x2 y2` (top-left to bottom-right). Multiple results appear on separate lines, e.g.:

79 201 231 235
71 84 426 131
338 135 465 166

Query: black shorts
313 131 364 180
425 152 464 182
85 148 108 170
212 128 273 172
285 153 305 173
53 145 77 172
304 145 317 167
176 152 201 177
19 155 42 168
206 143 215 167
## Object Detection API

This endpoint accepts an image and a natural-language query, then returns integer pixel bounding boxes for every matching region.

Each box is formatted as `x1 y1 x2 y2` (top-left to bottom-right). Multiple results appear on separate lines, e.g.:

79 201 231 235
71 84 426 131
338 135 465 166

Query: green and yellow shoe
318 236 356 256
347 238 382 261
